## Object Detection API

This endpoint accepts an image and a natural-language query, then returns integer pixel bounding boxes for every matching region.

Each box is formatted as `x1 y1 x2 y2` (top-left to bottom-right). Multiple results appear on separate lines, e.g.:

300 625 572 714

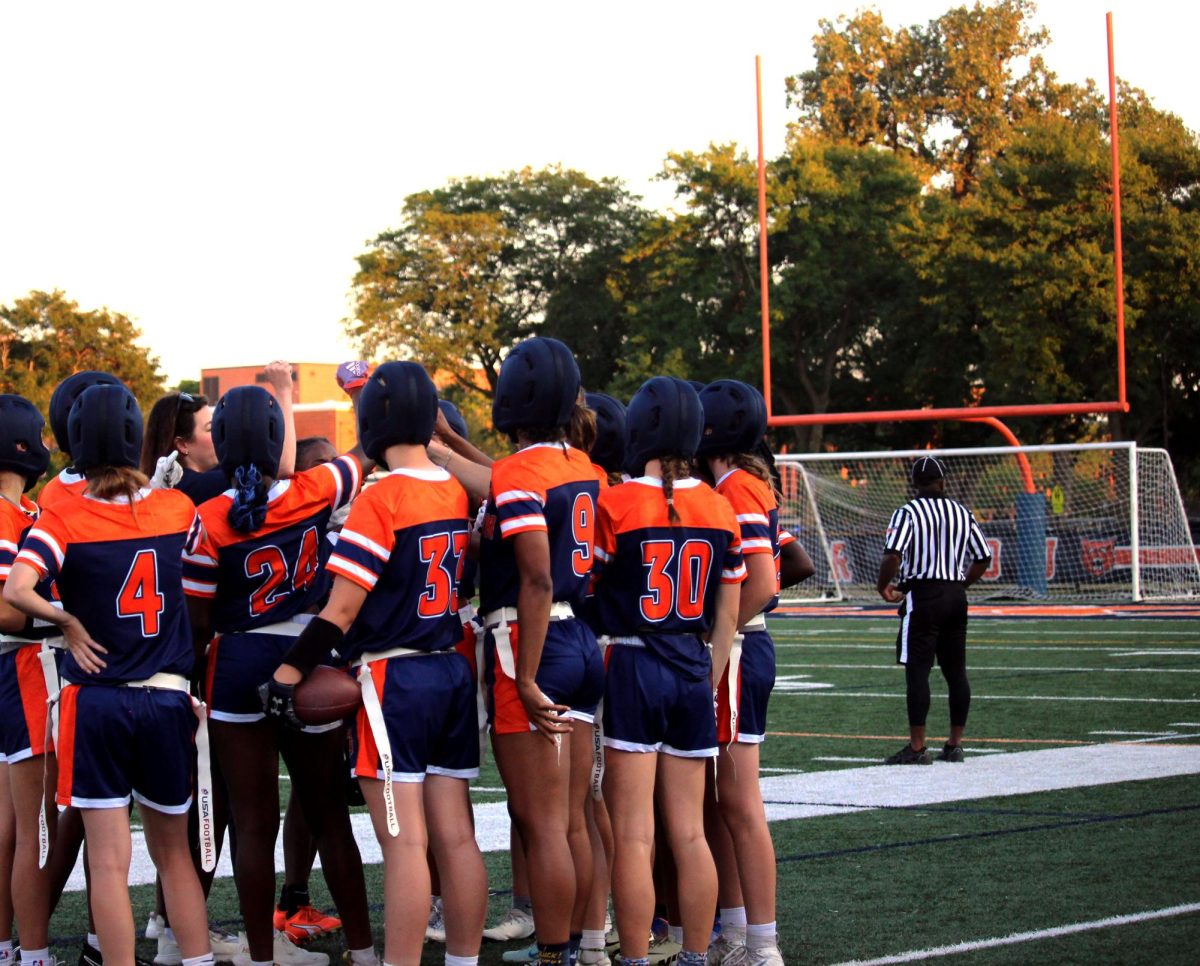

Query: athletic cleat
745 945 783 966
210 929 242 964
884 744 930 765
936 742 964 763
273 909 288 932
501 943 540 964
282 906 343 943
706 935 744 966
146 915 165 941
578 949 610 966
154 932 182 966
232 931 330 966
425 897 446 943
647 935 681 966
77 945 102 966
483 907 536 942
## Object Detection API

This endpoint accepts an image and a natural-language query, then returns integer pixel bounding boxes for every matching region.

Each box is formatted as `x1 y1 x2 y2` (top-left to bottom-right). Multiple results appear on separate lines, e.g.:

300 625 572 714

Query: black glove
258 679 304 730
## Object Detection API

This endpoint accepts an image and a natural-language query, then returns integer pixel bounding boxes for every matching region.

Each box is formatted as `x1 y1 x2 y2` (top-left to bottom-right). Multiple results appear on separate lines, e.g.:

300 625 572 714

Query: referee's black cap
911 455 946 486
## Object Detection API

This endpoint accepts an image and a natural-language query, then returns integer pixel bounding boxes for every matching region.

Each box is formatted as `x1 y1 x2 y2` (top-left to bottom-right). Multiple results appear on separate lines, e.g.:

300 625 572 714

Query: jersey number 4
117 549 165 637
244 527 322 618
640 539 714 623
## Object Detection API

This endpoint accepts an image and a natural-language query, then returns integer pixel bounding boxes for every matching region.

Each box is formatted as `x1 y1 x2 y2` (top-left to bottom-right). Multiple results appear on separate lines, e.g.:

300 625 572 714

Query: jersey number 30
640 539 714 623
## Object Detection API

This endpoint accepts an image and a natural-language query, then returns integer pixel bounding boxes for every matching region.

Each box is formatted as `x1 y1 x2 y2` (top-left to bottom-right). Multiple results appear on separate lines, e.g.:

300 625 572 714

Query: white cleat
483 907 536 942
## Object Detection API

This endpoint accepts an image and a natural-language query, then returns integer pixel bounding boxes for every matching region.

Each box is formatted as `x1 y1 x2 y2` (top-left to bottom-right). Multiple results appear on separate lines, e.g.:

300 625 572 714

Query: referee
876 456 992 764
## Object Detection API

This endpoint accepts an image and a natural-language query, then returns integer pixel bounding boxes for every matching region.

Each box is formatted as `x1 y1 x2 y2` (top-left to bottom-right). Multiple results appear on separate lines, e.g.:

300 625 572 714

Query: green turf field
47 614 1200 965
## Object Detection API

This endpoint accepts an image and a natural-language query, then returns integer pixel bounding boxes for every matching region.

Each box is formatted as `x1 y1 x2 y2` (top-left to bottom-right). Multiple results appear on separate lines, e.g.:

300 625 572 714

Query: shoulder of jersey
719 468 774 509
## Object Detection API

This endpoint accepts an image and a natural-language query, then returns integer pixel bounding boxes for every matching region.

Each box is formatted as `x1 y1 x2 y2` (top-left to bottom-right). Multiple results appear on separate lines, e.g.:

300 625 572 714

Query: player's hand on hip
516 680 572 743
61 615 107 674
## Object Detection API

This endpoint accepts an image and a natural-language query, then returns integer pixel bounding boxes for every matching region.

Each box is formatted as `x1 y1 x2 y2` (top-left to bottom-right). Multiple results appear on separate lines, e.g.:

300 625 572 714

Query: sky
2 1 1196 386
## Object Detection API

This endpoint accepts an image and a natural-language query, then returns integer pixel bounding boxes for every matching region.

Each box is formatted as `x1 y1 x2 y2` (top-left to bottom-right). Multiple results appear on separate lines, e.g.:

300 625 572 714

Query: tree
789 0 1056 196
348 166 647 398
0 290 166 427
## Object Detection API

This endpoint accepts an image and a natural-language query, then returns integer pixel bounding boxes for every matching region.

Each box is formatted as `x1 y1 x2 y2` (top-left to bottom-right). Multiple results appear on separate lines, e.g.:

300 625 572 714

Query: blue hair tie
228 464 268 532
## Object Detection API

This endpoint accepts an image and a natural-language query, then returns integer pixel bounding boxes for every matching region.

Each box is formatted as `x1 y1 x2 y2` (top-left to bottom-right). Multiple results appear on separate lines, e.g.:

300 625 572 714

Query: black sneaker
885 744 931 765
937 743 964 762
79 944 102 966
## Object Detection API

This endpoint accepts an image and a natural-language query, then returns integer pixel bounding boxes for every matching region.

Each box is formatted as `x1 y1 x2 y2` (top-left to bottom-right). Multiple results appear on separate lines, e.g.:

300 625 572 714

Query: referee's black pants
895 580 971 728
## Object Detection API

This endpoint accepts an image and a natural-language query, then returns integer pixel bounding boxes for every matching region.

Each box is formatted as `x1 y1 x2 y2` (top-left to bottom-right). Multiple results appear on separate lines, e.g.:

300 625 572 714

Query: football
293 665 362 725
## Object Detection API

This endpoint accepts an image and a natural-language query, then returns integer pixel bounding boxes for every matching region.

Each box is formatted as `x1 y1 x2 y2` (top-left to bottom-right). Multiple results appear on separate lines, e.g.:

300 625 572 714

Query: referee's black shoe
885 744 931 765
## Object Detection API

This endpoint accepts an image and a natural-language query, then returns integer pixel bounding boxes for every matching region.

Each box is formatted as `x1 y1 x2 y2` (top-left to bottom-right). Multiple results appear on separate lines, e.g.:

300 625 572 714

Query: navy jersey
17 488 203 685
183 456 360 633
327 468 470 660
592 476 745 677
715 467 781 613
479 443 601 615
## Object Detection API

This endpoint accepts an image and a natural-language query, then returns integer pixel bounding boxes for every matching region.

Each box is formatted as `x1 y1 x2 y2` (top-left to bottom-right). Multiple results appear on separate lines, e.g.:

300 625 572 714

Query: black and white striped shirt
883 496 991 582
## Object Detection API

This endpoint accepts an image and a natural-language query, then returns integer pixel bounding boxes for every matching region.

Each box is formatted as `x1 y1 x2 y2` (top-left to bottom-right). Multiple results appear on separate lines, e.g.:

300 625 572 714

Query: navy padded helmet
492 337 581 437
213 385 285 480
438 400 470 441
67 384 143 473
686 379 707 394
696 380 768 459
48 370 125 455
0 395 51 492
357 361 439 463
624 377 703 477
585 392 626 475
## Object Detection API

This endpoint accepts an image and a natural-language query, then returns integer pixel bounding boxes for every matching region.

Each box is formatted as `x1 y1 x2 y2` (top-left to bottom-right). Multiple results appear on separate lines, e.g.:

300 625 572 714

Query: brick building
200 363 357 452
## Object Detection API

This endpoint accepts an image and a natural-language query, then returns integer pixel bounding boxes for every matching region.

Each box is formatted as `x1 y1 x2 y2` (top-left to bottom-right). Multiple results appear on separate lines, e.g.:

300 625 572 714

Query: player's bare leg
494 731 575 948
603 748 656 961
9 756 57 952
361 778 428 966
715 743 776 932
568 722 595 938
656 755 716 957
425 775 486 957
142 808 211 960
80 808 136 965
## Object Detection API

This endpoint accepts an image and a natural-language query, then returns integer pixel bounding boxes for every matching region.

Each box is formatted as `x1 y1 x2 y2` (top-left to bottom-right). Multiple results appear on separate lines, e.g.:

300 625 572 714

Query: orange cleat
283 906 343 944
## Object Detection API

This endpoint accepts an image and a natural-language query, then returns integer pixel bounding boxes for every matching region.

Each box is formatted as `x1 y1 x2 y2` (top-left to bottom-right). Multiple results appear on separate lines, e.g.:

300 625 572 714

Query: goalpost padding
777 443 1200 603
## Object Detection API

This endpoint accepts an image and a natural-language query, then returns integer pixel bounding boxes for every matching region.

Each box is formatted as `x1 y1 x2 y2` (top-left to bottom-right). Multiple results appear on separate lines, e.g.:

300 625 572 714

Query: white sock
581 930 606 950
163 928 177 945
746 923 777 951
0 943 13 961
445 955 478 966
87 934 100 950
182 956 215 966
252 960 273 966
719 907 746 942
21 949 51 966
349 948 378 966
667 925 683 944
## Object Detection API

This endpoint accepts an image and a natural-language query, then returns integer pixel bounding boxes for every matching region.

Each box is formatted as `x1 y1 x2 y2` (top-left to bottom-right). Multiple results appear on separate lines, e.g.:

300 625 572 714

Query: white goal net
776 443 1200 603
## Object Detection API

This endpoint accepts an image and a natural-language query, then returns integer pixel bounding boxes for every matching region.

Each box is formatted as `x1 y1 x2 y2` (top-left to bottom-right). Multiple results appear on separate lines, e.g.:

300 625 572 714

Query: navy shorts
0 645 60 763
353 650 480 782
486 618 605 735
206 630 339 733
602 645 717 758
715 628 776 744
57 684 197 813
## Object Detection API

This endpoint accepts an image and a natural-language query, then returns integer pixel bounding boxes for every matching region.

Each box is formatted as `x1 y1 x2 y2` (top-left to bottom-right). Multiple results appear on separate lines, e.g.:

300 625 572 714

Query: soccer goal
776 443 1200 603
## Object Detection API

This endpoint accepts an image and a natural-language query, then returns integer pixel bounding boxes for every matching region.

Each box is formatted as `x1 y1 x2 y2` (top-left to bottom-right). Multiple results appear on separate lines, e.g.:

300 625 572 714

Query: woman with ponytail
589 377 743 966
696 381 786 966
3 385 212 966
183 383 377 966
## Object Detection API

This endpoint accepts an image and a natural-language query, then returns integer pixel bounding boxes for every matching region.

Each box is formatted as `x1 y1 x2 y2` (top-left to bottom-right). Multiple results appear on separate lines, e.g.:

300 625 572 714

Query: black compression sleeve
281 616 345 676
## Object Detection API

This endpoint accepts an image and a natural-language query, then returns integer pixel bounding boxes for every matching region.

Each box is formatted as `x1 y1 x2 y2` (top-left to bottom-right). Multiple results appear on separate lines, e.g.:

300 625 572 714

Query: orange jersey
327 467 470 658
184 456 361 633
715 467 782 611
37 468 87 511
478 443 600 614
17 488 204 684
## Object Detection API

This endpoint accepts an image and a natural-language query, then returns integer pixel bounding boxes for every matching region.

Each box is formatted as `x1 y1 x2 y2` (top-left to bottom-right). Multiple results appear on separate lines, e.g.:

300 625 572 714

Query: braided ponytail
566 390 597 455
228 464 269 533
660 456 691 526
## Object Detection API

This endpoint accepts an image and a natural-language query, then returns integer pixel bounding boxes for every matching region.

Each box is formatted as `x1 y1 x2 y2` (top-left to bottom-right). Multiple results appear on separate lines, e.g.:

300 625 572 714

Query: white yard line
777 692 1200 704
66 743 1200 891
828 901 1200 965
777 663 1200 673
1089 730 1177 736
772 642 1190 653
